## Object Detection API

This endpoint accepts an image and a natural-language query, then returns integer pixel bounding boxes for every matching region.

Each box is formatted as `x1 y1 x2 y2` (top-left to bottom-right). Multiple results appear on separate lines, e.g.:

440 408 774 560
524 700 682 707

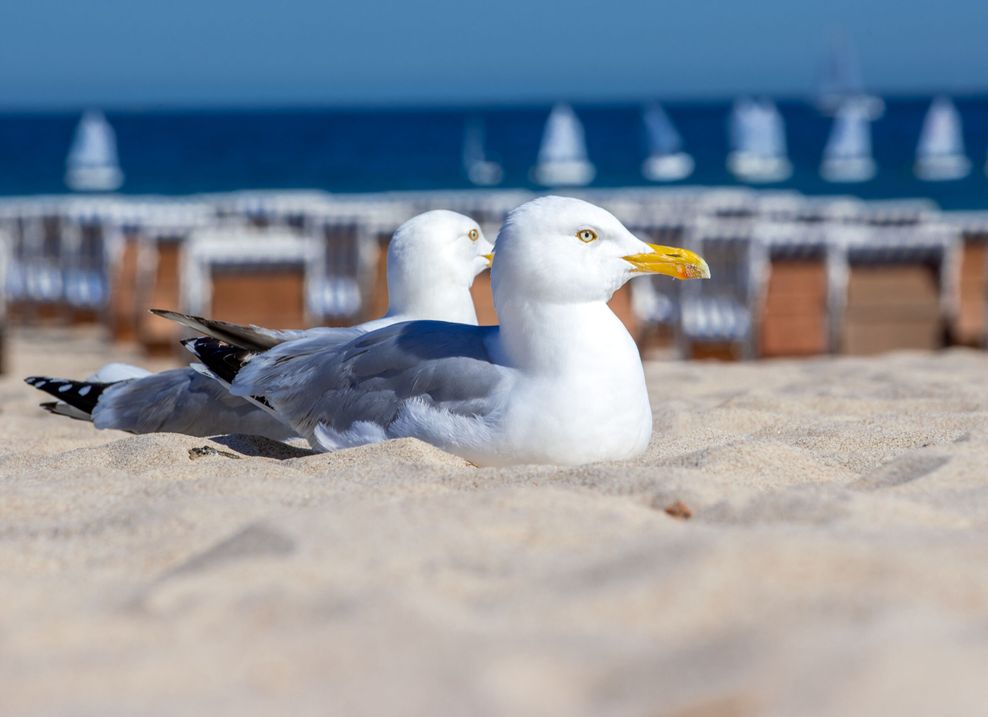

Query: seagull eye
468 228 480 241
576 228 598 243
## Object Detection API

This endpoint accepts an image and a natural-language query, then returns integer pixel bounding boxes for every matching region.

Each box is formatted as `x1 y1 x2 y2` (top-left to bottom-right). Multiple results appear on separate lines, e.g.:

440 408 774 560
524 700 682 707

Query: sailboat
641 103 693 181
820 100 876 183
65 110 124 192
531 103 595 187
463 117 503 186
915 96 970 181
727 98 792 183
816 32 884 120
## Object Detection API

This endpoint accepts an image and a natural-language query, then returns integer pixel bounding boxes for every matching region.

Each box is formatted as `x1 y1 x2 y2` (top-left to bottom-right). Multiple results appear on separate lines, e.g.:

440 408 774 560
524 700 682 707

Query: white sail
915 97 969 181
820 100 875 182
65 110 123 192
463 118 502 186
817 32 884 119
644 103 682 156
531 104 595 186
729 98 756 152
641 103 693 181
727 99 791 182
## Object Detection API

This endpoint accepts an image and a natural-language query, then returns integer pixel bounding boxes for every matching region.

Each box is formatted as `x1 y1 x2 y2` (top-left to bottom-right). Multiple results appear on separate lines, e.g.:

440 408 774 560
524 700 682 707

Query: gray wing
232 320 510 441
94 368 297 441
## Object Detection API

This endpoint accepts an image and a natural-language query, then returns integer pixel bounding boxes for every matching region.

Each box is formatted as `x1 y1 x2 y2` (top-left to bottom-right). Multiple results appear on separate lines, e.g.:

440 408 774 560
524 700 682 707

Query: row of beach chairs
631 218 964 359
0 187 985 372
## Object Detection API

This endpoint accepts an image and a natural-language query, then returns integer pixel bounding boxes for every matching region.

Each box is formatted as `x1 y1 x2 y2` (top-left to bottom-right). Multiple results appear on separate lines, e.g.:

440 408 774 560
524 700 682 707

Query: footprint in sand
851 454 950 491
167 523 297 577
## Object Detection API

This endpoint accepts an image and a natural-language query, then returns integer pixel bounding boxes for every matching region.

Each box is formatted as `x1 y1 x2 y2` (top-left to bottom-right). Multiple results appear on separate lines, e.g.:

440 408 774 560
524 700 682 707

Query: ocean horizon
3 95 988 210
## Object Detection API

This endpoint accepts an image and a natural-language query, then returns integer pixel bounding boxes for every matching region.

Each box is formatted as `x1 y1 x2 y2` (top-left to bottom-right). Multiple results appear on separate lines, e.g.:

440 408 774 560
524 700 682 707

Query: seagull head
386 210 494 310
491 196 709 305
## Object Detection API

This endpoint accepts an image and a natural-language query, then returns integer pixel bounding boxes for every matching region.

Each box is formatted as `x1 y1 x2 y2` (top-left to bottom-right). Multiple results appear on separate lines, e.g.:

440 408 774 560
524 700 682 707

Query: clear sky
0 0 984 108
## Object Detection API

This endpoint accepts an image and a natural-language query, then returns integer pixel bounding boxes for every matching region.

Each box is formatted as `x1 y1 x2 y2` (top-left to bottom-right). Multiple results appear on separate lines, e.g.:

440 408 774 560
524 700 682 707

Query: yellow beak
623 243 711 280
483 253 494 267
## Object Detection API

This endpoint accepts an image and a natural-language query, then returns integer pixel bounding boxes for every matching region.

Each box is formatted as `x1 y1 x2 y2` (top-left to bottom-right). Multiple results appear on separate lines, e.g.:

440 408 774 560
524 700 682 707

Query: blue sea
3 96 988 209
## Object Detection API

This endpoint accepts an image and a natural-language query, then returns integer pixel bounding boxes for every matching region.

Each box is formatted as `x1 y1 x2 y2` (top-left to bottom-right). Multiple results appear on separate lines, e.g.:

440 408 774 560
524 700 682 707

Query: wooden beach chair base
209 268 307 328
955 240 986 347
759 259 829 357
688 342 740 361
138 242 183 356
108 235 141 344
841 265 943 355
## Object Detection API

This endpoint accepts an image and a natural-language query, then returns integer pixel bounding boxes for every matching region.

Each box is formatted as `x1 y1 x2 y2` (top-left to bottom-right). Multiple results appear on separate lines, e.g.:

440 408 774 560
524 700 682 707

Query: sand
2 328 988 717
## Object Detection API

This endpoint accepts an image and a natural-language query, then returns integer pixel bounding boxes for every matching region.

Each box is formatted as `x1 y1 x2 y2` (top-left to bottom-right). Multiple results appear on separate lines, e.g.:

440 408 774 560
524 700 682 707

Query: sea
3 96 988 210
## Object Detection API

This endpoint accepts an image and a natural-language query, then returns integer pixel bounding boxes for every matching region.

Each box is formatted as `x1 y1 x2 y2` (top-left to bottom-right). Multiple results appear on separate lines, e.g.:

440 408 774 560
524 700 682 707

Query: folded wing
226 320 511 448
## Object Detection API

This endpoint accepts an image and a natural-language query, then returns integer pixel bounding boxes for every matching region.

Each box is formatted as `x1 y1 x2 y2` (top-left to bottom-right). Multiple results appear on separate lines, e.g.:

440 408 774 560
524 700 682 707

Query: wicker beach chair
677 219 768 360
11 202 66 321
59 200 125 323
180 225 325 333
833 223 961 355
122 203 215 353
943 212 988 348
307 202 401 326
754 221 842 357
0 224 8 374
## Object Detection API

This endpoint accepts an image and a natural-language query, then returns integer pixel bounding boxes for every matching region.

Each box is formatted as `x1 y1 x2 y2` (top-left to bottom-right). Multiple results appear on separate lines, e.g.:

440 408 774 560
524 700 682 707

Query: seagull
26 210 495 439
182 196 710 466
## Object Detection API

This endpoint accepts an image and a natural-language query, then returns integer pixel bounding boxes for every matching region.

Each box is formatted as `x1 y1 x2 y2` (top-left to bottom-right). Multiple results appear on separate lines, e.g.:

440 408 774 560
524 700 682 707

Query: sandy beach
2 329 988 716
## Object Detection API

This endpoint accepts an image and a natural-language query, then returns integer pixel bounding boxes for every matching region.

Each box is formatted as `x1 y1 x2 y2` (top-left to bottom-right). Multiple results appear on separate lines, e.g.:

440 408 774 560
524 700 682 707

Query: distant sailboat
531 104 595 187
727 98 792 183
816 32 884 119
463 117 502 186
641 103 693 181
820 100 876 183
915 97 969 181
65 110 123 192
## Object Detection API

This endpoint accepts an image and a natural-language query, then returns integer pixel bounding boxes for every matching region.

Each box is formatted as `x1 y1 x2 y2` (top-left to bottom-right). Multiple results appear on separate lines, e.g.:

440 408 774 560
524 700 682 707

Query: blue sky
0 0 985 108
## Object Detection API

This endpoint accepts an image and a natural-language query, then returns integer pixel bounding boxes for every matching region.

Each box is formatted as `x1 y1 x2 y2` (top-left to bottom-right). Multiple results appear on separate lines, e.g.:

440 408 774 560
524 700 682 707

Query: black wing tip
182 337 252 385
151 308 210 326
24 376 109 415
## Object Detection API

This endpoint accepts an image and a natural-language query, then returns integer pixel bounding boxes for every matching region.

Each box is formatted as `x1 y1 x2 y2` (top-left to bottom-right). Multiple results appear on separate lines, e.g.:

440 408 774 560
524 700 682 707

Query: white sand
2 329 988 717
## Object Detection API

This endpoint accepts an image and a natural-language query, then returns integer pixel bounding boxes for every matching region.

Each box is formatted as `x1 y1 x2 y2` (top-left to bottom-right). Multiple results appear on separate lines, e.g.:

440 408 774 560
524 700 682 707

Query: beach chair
0 224 8 374
122 203 215 354
25 198 117 325
9 202 66 322
314 219 365 324
677 220 768 360
309 203 395 326
181 225 324 331
0 202 27 320
835 224 961 355
105 206 145 344
137 228 192 353
59 200 123 324
754 222 841 357
944 213 988 347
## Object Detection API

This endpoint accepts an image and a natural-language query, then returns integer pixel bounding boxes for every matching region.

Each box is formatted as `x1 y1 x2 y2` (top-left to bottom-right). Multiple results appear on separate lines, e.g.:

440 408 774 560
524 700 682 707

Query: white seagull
183 196 710 466
26 210 494 439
